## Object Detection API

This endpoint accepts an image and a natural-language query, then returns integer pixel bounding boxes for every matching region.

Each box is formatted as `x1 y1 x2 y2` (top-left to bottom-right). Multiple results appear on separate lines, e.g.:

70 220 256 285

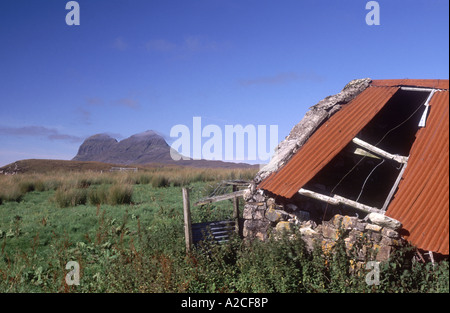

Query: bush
151 175 170 188
0 185 24 203
138 174 152 185
19 181 35 193
77 178 92 189
88 185 109 205
108 184 133 205
54 186 87 208
18 178 46 194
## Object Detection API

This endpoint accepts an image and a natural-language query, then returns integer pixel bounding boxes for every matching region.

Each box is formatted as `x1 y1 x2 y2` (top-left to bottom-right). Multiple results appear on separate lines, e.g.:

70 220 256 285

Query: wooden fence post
232 185 240 234
182 188 193 253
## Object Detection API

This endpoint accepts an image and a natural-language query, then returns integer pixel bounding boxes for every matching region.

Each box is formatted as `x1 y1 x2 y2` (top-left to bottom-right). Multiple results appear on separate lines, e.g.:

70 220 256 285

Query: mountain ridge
73 130 178 164
71 130 258 169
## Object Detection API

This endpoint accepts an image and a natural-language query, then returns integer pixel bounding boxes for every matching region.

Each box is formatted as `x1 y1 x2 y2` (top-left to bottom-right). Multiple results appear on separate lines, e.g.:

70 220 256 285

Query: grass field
0 167 448 293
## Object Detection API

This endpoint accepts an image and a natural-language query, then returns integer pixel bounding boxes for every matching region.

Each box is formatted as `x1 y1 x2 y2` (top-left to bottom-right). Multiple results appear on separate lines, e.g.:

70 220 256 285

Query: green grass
0 169 448 293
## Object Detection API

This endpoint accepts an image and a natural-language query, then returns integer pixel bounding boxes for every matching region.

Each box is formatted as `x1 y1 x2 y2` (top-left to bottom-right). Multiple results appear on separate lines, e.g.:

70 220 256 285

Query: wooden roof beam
298 188 383 215
352 137 408 164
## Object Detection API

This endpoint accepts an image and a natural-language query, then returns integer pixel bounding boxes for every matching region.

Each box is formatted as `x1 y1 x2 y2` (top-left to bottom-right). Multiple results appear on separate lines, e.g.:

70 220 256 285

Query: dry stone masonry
243 183 405 261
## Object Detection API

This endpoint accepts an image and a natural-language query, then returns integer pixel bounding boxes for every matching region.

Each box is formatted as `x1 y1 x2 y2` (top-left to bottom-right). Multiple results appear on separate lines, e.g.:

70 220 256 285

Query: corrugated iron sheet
258 86 400 198
258 79 449 255
192 220 236 245
386 90 449 255
371 79 449 90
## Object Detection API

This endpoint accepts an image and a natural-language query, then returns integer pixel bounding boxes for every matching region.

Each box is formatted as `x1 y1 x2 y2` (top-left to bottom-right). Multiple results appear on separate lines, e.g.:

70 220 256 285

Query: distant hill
0 131 258 174
0 159 130 174
0 158 258 175
72 130 258 169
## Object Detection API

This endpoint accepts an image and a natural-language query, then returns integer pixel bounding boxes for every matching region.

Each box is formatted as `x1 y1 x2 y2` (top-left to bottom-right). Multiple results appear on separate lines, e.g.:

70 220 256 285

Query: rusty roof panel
258 86 400 198
386 90 449 255
258 79 449 255
371 79 449 90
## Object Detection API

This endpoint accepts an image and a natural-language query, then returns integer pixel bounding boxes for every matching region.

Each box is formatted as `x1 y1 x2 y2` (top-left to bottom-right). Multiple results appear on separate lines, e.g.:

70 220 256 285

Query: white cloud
113 98 140 110
0 125 83 143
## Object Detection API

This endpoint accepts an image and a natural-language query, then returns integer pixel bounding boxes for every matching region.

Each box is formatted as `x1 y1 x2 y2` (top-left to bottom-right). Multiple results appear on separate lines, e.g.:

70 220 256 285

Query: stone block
381 228 399 239
255 231 267 241
243 219 270 239
375 245 392 262
301 220 317 229
299 226 319 237
331 214 344 227
266 198 276 207
380 236 404 247
365 223 382 232
300 227 320 251
254 206 266 220
321 224 340 241
275 221 293 233
380 236 393 247
354 221 367 232
265 207 283 223
254 193 265 203
344 237 354 251
243 203 266 220
243 189 253 202
367 213 402 230
302 237 318 252
370 231 382 243
331 214 358 230
341 215 358 229
243 205 254 220
249 181 256 194
348 229 365 241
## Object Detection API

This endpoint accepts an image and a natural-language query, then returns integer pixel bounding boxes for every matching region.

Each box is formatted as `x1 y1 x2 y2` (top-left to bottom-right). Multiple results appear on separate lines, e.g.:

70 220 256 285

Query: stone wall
242 184 405 262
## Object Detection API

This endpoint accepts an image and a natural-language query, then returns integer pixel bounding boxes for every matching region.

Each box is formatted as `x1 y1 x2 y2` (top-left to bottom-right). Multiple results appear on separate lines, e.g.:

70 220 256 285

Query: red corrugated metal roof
258 86 400 197
386 90 449 255
258 79 449 255
371 79 449 90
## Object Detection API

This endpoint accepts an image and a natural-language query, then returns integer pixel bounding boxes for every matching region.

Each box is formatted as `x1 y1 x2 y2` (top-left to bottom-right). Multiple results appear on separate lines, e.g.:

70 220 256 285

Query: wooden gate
182 181 248 253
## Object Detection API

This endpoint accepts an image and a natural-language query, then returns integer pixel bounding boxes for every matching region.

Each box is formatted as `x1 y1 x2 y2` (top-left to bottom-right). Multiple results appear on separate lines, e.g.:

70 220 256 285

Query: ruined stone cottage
243 79 449 262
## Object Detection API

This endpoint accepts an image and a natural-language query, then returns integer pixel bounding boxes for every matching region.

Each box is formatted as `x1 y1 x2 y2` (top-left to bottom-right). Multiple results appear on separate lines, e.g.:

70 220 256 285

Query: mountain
72 130 257 169
73 130 180 164
72 133 119 162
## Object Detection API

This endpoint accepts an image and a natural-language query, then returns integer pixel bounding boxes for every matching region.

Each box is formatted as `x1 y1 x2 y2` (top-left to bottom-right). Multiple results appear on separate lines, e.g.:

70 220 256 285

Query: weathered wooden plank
223 180 251 186
352 137 408 164
333 195 382 214
298 188 382 214
182 188 193 253
298 188 339 205
232 185 240 234
194 190 246 206
381 162 407 211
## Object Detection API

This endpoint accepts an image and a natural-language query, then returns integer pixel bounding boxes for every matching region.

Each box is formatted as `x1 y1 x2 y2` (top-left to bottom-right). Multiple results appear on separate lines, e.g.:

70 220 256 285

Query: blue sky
0 0 448 166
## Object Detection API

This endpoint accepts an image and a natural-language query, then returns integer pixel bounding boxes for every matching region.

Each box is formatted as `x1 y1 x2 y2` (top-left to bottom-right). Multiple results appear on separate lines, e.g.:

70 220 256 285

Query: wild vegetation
0 167 448 293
